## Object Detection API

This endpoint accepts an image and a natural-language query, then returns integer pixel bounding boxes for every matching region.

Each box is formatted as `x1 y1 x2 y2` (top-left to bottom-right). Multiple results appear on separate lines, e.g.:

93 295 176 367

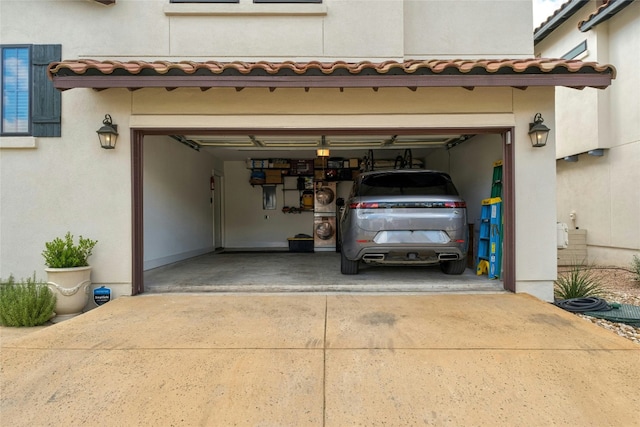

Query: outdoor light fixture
528 113 550 148
97 114 118 149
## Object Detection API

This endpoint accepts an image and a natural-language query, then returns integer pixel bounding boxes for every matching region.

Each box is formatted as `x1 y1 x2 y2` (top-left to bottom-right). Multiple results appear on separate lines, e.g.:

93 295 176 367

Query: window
0 44 61 137
562 40 587 60
1 47 30 134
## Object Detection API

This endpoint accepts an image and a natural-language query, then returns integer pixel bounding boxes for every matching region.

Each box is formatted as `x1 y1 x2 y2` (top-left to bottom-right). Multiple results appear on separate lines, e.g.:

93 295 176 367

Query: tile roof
578 0 634 31
48 58 615 91
534 0 633 42
534 0 575 34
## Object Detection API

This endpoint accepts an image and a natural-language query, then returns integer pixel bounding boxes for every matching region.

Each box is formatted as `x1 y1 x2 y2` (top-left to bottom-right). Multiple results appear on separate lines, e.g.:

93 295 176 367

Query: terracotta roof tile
579 0 612 27
49 58 615 78
47 58 615 91
578 0 633 30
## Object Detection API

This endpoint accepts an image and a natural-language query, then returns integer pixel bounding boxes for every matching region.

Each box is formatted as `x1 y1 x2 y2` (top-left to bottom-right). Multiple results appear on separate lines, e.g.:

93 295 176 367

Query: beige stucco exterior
535 0 640 267
1 0 578 303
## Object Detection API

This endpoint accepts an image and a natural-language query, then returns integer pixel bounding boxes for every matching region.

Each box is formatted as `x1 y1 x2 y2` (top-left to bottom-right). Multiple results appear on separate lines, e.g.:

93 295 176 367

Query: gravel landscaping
557 267 640 345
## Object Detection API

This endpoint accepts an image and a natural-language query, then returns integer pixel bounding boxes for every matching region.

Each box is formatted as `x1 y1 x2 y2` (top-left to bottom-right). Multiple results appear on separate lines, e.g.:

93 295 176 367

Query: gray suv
339 170 468 275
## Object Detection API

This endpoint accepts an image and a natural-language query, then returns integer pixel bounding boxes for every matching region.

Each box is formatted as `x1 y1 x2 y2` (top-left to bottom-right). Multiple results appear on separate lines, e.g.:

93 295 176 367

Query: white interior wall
143 136 223 270
224 161 314 248
424 136 503 223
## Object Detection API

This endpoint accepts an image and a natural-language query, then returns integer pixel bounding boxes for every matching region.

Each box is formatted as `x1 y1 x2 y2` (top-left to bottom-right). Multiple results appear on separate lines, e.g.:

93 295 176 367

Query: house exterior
534 0 639 267
0 0 616 304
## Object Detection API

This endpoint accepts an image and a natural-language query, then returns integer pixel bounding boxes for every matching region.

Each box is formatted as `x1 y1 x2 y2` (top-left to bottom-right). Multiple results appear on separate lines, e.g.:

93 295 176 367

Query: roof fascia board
52 74 613 91
579 0 634 32
534 0 590 44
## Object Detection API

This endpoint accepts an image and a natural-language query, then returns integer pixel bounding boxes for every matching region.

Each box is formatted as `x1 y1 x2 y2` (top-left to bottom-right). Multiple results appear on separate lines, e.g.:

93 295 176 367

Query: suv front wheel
341 250 359 275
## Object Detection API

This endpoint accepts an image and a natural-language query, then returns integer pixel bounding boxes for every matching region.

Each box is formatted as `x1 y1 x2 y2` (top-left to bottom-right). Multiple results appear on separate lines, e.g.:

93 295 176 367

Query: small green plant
0 275 56 327
632 255 640 283
42 232 97 268
554 262 603 300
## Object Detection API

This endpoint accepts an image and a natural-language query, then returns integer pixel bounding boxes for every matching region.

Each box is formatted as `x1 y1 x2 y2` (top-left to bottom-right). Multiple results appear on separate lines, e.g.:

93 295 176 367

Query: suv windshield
358 172 459 197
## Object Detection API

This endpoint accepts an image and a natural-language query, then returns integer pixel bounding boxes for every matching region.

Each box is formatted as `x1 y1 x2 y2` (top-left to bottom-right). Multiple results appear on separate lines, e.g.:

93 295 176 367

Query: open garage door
132 126 514 295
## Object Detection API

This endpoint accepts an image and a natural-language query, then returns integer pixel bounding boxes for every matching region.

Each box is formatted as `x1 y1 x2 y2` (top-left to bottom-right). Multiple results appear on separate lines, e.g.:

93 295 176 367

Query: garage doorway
131 127 515 295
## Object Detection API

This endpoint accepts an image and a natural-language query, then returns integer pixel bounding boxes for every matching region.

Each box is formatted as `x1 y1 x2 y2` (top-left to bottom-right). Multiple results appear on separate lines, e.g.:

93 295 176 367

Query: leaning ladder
491 160 503 198
476 197 502 279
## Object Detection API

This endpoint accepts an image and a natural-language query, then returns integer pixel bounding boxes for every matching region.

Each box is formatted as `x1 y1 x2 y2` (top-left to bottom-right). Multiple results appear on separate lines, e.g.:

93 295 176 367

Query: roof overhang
48 59 616 92
579 0 634 32
534 0 589 44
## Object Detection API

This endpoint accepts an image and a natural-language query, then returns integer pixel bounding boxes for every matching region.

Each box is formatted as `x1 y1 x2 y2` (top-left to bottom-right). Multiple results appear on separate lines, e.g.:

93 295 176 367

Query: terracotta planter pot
45 266 92 323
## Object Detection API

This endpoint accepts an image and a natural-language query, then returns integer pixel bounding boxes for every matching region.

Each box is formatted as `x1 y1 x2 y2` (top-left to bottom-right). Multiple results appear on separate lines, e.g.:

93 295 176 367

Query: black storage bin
288 237 314 252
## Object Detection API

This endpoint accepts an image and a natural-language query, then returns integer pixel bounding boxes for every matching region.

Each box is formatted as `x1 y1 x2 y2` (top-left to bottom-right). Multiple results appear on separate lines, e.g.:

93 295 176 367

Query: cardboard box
349 158 360 168
314 158 327 168
265 169 283 184
314 170 325 180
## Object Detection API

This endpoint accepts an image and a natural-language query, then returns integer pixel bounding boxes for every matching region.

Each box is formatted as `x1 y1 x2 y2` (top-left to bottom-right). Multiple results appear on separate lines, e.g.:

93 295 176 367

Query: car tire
341 250 359 275
440 257 467 275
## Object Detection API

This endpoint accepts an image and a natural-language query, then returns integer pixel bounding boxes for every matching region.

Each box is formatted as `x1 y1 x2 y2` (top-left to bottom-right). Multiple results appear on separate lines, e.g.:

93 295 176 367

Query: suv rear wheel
341 250 359 275
440 257 467 275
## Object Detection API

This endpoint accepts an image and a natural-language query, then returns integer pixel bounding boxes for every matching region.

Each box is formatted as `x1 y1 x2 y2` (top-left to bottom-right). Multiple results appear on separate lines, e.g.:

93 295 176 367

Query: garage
135 125 510 294
46 57 615 301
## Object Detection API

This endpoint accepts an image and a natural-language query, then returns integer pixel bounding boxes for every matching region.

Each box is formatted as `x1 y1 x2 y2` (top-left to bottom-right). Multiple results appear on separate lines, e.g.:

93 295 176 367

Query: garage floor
144 251 504 293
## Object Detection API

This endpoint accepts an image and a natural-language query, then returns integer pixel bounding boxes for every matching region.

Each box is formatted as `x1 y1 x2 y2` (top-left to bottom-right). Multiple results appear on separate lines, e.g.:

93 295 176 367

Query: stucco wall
535 0 640 267
1 0 557 300
405 0 534 58
1 0 533 61
513 88 557 301
0 89 134 301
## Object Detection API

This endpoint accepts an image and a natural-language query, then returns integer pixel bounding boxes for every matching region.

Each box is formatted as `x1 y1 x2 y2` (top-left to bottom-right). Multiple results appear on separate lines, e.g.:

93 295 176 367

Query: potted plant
42 232 97 323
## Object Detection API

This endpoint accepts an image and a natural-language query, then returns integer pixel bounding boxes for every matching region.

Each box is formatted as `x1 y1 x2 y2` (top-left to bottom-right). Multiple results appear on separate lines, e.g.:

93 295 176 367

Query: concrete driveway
1 293 639 426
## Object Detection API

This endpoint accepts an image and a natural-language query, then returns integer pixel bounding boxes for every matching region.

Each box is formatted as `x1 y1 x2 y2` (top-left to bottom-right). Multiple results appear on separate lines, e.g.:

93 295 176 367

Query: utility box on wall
557 229 588 266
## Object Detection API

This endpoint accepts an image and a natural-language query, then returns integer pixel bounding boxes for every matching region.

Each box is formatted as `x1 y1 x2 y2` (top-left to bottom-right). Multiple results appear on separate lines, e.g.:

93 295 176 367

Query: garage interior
140 128 507 293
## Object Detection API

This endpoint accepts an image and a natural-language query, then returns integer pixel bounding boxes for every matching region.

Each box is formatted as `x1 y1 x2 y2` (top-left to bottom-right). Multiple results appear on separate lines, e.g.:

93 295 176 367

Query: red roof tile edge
48 58 616 79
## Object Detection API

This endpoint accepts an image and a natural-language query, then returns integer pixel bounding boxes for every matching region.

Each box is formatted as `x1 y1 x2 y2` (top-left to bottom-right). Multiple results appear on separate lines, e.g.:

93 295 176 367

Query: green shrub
631 255 640 283
554 262 603 300
42 232 97 268
0 275 56 327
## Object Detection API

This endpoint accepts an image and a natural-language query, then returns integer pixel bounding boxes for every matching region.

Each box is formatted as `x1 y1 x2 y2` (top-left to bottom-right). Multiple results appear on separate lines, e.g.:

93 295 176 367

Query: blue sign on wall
93 286 111 306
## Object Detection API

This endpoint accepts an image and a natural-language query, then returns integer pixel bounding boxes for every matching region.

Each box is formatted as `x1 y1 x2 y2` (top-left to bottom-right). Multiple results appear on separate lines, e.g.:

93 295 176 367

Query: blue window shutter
32 45 61 137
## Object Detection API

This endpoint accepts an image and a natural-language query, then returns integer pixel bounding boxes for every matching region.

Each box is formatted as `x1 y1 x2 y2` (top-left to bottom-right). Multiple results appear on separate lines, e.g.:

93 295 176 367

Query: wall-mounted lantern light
97 114 118 149
528 113 550 148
